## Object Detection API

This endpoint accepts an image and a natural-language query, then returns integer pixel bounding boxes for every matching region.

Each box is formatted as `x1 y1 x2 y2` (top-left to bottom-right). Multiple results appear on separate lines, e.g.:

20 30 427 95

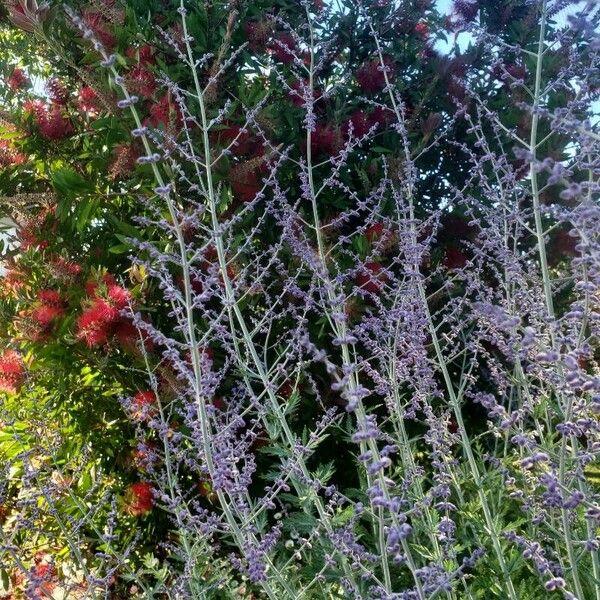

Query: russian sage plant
1 0 599 598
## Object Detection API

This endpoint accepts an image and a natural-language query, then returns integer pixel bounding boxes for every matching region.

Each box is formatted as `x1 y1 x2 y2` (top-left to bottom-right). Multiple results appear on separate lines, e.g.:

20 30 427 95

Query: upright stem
528 4 585 598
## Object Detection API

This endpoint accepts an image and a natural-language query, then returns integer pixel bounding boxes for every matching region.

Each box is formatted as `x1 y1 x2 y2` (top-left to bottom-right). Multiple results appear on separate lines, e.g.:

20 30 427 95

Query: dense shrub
0 0 599 598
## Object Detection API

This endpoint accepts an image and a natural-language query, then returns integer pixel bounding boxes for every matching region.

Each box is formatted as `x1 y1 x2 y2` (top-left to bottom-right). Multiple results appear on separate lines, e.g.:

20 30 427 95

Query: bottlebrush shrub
1 0 600 599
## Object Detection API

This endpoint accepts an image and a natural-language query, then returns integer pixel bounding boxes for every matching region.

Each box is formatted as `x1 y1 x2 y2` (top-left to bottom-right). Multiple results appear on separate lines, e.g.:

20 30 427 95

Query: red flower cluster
46 78 70 105
77 86 100 113
414 21 430 39
128 64 157 98
310 123 342 156
269 33 297 65
29 558 57 598
0 139 26 168
229 160 266 202
7 67 27 91
356 56 396 94
214 122 255 156
76 274 132 347
48 257 82 282
131 390 157 421
146 94 183 130
25 289 65 339
82 10 116 50
454 0 479 22
244 20 271 51
356 261 389 294
126 481 155 516
0 350 25 394
342 110 371 139
109 143 139 180
33 104 74 141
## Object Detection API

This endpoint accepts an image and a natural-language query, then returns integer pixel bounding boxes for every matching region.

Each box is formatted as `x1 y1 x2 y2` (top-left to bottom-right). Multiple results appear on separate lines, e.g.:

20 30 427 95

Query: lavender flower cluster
2 0 599 598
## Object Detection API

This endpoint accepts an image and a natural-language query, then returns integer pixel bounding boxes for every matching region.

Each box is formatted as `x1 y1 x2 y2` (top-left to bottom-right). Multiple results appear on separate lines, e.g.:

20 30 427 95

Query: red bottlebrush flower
0 350 25 394
126 481 154 516
365 222 385 242
31 304 63 328
37 106 74 141
128 64 157 98
454 0 479 21
414 21 430 39
0 139 26 167
288 78 321 107
18 220 48 251
49 257 82 281
29 560 57 597
229 160 265 202
356 56 395 94
443 247 468 269
342 110 371 139
147 94 183 130
132 441 157 471
1 264 28 297
82 11 116 50
244 20 271 51
269 33 296 65
440 214 479 242
85 273 117 297
76 299 119 347
369 106 396 129
38 289 62 306
212 396 225 411
126 45 155 65
493 63 527 84
7 67 27 90
77 86 100 113
310 123 341 156
107 284 131 310
23 99 45 117
109 143 138 179
131 390 157 421
548 230 579 266
356 262 389 294
365 223 396 251
278 381 294 399
46 78 70 105
114 318 155 354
